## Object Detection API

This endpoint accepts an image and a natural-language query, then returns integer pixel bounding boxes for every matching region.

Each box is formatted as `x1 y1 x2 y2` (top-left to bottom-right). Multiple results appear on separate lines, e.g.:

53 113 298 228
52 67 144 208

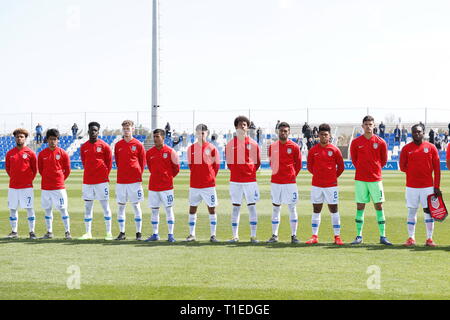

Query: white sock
84 201 94 234
165 206 175 235
424 212 434 239
9 209 18 233
288 204 298 236
331 212 341 236
100 200 112 234
132 203 143 233
231 206 241 238
151 208 160 234
209 213 217 236
60 208 70 232
117 204 126 233
26 208 35 232
312 213 321 236
189 214 197 236
271 206 281 236
248 204 258 238
407 207 418 238
44 209 53 233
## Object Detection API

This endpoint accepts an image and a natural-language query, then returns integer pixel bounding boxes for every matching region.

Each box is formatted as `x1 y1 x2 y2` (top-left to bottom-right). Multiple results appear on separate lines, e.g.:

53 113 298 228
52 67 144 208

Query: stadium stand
0 136 15 161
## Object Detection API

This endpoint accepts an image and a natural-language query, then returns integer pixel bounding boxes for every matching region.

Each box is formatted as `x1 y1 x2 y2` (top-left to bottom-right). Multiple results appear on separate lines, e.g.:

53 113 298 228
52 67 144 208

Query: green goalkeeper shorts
355 180 385 204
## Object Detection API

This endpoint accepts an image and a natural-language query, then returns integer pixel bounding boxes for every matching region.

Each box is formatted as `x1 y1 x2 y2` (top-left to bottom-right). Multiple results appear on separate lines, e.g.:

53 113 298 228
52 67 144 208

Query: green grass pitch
0 169 449 300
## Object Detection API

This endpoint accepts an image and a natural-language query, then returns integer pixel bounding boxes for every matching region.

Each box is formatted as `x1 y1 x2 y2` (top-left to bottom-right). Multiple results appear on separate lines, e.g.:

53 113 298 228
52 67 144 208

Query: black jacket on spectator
429 129 435 144
379 123 386 138
304 126 312 139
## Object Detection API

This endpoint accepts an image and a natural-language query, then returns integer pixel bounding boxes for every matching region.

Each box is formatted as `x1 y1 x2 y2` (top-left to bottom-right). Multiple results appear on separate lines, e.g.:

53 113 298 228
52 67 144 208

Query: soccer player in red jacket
350 116 392 245
266 122 302 244
399 124 441 247
38 129 72 240
185 124 221 242
225 116 261 243
306 123 345 245
5 128 38 239
79 122 113 240
114 120 146 241
144 129 180 243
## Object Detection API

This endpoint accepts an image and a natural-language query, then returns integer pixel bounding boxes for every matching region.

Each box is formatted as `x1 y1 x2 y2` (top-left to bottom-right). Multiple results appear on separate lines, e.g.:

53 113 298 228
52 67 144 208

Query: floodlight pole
151 0 159 132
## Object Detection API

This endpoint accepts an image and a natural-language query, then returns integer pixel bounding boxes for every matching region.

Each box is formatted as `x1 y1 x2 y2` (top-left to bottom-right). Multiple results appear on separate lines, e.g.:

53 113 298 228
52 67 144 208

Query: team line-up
4 116 449 246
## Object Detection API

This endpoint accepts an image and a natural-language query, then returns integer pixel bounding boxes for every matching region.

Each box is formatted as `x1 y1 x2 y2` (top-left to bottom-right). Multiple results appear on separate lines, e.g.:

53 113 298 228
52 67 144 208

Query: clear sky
1 0 450 132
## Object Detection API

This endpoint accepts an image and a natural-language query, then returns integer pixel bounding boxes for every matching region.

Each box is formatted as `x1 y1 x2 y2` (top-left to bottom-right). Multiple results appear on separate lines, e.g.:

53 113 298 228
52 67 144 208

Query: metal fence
1 107 449 136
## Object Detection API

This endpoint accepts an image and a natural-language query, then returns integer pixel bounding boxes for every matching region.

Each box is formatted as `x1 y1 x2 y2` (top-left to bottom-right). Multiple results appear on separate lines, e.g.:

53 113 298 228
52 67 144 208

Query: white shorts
82 183 110 201
271 183 298 205
41 189 68 210
189 187 218 207
116 183 144 204
8 188 34 210
148 189 175 208
311 186 339 205
229 182 260 205
406 187 434 209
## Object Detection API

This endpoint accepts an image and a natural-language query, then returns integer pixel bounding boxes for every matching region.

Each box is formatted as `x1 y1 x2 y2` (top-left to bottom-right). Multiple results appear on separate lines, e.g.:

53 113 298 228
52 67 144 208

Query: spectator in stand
297 135 303 150
314 135 320 146
173 134 181 151
71 123 78 139
312 126 319 139
256 127 261 145
172 130 179 146
448 122 450 134
401 126 408 143
211 132 219 148
373 126 378 135
249 121 256 139
444 131 449 151
435 134 442 151
429 128 435 145
182 131 188 147
302 122 309 137
275 120 281 133
35 123 43 144
378 122 386 139
306 137 314 151
165 122 171 138
304 124 312 140
394 125 401 144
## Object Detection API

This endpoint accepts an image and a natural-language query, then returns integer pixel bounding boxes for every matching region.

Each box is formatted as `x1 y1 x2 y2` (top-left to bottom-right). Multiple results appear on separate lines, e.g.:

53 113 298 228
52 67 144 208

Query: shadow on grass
0 237 449 251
